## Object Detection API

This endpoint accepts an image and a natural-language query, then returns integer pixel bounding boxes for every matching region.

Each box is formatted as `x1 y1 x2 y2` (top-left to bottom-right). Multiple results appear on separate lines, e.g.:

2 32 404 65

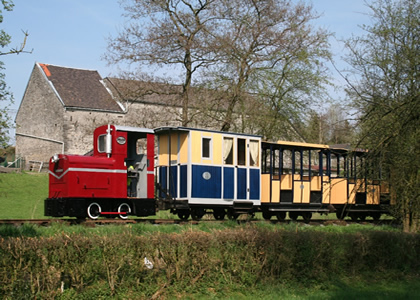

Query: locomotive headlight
52 154 59 163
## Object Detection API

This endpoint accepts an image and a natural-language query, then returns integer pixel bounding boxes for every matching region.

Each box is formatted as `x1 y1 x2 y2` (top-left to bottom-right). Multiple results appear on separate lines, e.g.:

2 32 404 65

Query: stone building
15 63 225 164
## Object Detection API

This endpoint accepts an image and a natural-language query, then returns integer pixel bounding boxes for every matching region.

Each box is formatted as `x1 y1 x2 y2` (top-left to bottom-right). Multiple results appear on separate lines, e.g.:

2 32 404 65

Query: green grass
0 172 48 219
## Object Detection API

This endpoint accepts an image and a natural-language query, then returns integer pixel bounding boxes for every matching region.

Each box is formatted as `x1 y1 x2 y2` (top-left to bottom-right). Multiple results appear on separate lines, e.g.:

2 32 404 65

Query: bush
0 227 419 298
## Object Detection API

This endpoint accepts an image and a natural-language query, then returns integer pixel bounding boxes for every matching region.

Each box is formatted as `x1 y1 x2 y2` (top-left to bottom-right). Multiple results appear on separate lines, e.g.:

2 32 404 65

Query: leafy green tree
344 0 419 232
0 0 30 148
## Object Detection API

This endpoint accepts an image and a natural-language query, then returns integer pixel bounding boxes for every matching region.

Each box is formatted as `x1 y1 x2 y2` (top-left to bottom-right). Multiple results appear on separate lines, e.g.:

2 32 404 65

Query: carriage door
236 138 260 200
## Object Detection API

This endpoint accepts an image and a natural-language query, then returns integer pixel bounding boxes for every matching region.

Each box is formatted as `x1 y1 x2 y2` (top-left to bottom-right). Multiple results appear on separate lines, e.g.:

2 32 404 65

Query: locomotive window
136 139 147 155
98 135 106 153
223 137 233 165
237 138 246 166
202 137 211 159
249 140 259 167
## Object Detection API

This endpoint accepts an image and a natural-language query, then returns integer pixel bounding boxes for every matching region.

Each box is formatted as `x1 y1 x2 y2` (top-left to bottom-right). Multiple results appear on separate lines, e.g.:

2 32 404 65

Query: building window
202 137 211 159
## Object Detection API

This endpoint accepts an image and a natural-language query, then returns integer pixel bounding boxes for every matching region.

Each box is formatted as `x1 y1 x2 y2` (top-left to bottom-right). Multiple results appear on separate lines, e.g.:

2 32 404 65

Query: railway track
0 218 398 227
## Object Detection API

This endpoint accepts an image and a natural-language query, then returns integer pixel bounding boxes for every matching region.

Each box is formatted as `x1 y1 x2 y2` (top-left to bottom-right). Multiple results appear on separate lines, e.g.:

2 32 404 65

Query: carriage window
223 137 233 165
237 138 246 166
202 137 211 159
295 151 301 175
249 140 259 167
274 149 281 176
98 135 106 153
262 147 270 173
283 150 292 174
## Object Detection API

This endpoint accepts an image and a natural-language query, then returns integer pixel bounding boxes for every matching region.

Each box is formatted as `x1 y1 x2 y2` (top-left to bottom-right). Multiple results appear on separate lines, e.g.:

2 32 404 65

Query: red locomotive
45 125 156 219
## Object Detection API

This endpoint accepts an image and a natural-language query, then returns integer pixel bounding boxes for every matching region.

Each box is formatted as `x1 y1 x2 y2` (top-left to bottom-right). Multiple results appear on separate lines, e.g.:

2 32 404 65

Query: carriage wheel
191 208 206 221
336 210 345 220
262 211 272 220
87 202 101 220
372 212 381 221
227 209 239 220
213 208 226 220
289 211 299 221
118 203 132 220
350 213 358 221
177 209 190 220
302 212 312 223
276 212 286 221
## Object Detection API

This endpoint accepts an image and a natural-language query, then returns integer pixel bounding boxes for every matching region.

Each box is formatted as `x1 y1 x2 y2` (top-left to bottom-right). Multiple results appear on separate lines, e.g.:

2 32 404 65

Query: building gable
38 63 123 112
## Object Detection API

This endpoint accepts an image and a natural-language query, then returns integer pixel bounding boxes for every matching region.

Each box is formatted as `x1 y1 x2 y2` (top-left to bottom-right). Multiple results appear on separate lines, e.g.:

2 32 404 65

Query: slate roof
38 63 123 112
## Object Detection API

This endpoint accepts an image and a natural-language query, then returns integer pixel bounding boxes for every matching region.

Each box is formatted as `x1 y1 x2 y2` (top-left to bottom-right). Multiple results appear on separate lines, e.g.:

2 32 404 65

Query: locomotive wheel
87 202 101 220
262 211 272 220
177 209 190 220
191 208 206 220
213 208 226 220
276 212 286 221
118 203 131 220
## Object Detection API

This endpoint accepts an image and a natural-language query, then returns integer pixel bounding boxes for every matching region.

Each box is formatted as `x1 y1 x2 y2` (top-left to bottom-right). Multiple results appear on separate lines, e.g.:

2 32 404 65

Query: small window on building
223 137 233 165
98 135 106 153
202 137 211 159
249 140 259 167
237 138 246 166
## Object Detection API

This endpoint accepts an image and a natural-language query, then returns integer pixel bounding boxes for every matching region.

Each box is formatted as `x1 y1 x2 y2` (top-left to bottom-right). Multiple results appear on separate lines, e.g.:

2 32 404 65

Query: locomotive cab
45 124 156 219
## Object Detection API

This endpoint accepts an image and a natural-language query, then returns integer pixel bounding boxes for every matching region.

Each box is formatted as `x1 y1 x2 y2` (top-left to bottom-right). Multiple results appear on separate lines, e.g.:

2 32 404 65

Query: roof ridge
36 62 99 73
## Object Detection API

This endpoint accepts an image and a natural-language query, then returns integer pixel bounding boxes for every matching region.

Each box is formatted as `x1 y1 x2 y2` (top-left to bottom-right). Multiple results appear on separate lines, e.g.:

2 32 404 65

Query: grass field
0 172 48 219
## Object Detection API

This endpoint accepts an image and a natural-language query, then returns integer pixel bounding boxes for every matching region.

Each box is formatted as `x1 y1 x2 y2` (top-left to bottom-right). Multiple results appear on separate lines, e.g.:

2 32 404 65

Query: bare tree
105 0 218 126
106 0 331 137
201 0 331 134
0 0 31 148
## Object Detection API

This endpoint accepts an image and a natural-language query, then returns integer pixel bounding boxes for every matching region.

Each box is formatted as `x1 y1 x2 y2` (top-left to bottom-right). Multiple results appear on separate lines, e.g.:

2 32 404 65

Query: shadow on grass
0 224 40 238
307 279 420 300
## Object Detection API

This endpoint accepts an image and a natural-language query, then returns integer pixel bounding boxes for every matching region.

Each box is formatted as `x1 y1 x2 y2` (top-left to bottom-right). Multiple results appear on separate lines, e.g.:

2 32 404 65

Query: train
45 124 390 221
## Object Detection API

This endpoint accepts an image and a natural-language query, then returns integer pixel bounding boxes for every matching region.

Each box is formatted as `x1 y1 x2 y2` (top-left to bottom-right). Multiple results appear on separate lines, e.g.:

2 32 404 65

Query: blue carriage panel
237 168 247 199
192 165 222 198
158 166 167 198
249 168 260 200
180 165 188 198
170 165 178 198
223 167 234 199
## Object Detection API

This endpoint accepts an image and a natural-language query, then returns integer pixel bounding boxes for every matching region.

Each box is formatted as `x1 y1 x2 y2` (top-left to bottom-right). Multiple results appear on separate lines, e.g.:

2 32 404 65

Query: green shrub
0 227 419 298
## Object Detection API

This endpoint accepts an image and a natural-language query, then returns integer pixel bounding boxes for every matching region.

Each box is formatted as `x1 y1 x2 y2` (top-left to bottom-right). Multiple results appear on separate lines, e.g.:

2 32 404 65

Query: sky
1 0 372 144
